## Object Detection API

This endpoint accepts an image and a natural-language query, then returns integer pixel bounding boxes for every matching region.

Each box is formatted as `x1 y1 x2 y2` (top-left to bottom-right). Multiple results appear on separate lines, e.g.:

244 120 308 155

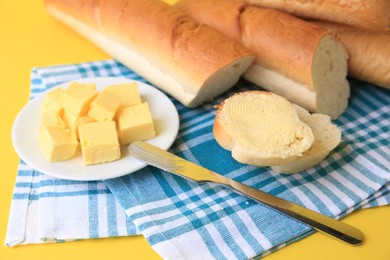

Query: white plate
12 77 179 181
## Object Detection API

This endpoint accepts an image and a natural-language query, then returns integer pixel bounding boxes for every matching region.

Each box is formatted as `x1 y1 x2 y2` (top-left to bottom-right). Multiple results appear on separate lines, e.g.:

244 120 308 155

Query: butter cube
78 121 121 165
40 110 67 129
42 88 64 115
62 110 95 140
116 102 156 145
60 82 98 116
104 83 142 107
38 126 78 162
88 90 120 122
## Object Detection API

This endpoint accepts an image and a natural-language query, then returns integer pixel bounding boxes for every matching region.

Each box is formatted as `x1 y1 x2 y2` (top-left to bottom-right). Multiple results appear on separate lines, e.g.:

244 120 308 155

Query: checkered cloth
6 60 390 259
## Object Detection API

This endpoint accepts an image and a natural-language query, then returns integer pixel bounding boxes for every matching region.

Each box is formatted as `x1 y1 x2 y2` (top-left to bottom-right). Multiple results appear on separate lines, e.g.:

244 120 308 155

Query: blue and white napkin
6 60 390 260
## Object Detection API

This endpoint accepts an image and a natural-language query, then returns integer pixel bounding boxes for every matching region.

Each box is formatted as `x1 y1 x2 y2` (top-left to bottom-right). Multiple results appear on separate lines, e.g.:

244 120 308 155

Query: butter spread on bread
213 91 314 166
271 105 341 173
44 0 255 107
176 0 350 119
213 91 341 173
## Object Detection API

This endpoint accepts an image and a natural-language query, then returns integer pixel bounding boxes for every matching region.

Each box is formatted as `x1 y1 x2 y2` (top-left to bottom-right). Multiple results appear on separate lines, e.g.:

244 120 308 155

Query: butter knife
129 141 363 245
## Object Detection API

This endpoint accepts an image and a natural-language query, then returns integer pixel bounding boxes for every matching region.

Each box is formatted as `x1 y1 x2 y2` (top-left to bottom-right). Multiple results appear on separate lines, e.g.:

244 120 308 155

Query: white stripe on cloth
369 148 390 170
288 187 321 213
304 183 342 216
203 222 239 259
317 178 356 208
358 154 390 179
235 210 273 251
153 230 215 260
331 172 369 201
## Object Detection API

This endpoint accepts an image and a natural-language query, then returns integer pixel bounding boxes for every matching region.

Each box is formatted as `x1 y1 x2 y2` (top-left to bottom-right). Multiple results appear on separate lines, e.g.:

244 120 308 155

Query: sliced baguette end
213 91 314 166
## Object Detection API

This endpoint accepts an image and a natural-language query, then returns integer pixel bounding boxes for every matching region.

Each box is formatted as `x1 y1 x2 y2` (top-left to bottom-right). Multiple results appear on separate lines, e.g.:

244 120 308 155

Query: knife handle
216 177 364 245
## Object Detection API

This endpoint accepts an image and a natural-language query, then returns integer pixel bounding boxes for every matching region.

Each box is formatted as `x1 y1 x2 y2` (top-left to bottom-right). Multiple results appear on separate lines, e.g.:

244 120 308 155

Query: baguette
44 0 254 107
247 0 390 31
314 21 390 90
271 105 341 173
213 91 315 166
176 0 350 119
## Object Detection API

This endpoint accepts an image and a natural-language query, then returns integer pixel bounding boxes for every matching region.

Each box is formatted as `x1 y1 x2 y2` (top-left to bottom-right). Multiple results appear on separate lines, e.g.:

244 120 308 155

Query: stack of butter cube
38 81 156 165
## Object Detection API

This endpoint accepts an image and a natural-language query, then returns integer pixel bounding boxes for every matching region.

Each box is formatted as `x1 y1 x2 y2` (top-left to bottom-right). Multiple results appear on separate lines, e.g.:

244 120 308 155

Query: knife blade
129 141 364 245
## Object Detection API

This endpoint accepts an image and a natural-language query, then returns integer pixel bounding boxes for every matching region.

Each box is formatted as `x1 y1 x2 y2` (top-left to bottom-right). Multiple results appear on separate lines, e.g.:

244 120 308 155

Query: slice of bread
271 105 341 173
213 91 314 166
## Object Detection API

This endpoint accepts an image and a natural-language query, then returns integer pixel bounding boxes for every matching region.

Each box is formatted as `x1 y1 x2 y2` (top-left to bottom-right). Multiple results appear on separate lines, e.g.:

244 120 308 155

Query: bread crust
247 0 390 31
45 0 254 107
177 0 329 88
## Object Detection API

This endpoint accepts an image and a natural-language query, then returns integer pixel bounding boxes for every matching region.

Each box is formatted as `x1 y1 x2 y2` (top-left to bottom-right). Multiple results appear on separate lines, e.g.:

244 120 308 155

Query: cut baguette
271 105 341 173
314 21 390 90
176 0 350 119
44 0 254 107
247 0 390 31
213 91 314 166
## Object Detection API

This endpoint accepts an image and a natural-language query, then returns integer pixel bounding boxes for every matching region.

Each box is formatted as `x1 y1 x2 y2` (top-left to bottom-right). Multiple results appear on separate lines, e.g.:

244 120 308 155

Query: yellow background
1 1 389 259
